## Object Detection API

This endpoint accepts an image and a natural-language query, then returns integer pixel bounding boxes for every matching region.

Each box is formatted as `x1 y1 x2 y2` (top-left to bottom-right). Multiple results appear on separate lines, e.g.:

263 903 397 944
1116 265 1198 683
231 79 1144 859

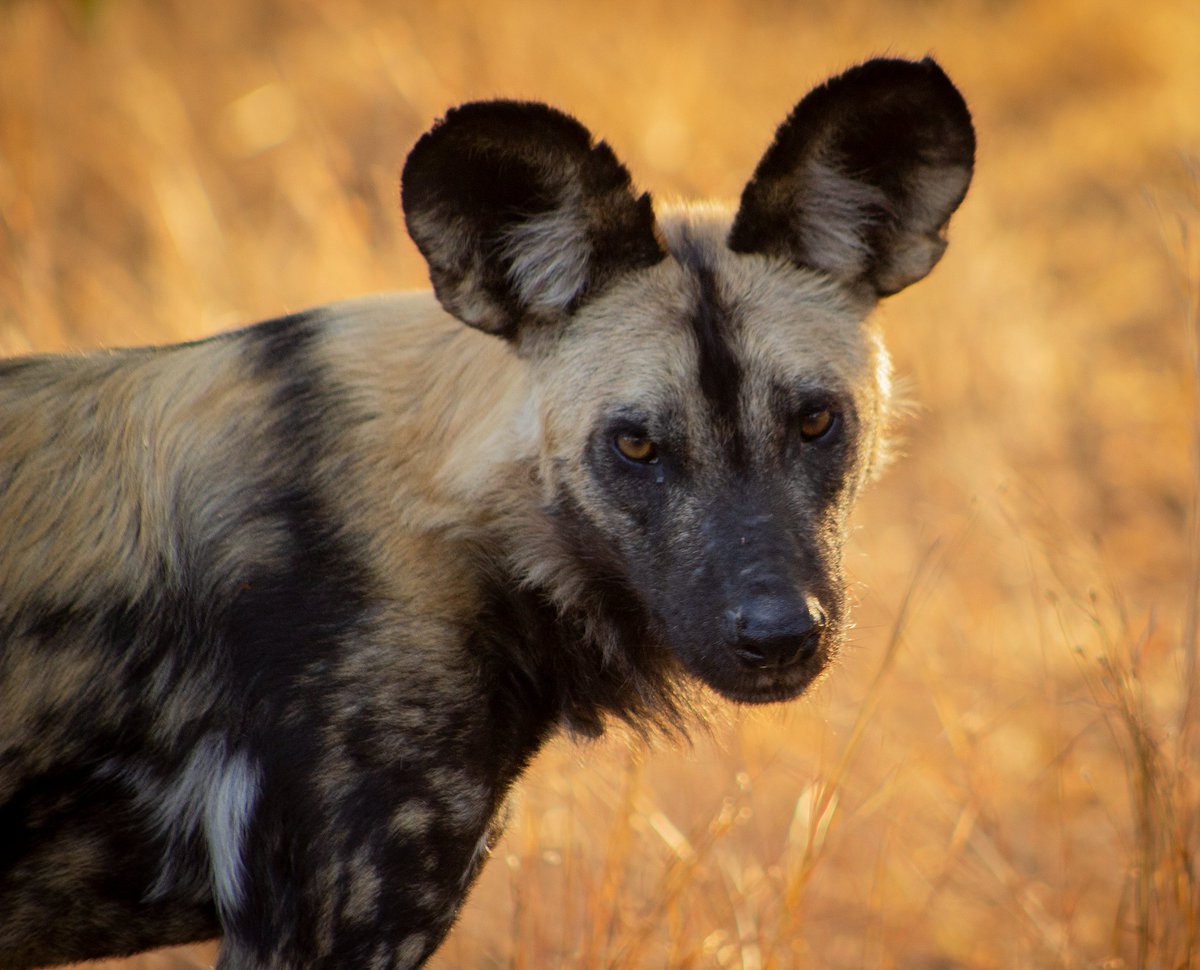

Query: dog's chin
706 669 821 705
684 652 833 706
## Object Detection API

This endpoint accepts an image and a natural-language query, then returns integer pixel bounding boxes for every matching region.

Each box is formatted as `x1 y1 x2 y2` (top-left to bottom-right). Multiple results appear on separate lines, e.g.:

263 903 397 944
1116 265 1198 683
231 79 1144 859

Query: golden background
1 0 1198 966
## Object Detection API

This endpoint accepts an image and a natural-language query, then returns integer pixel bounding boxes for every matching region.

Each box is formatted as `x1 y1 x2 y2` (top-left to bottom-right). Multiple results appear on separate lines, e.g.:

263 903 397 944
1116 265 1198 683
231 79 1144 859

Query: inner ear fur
401 100 666 339
728 57 975 297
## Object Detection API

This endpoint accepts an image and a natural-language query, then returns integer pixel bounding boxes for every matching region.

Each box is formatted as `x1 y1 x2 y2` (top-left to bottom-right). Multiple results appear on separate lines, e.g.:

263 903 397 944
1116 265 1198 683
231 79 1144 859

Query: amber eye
799 409 836 442
614 433 659 464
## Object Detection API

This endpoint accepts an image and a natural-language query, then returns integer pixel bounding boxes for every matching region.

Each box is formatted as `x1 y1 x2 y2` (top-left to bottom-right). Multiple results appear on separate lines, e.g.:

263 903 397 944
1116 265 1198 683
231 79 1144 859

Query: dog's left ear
402 101 666 340
729 58 975 297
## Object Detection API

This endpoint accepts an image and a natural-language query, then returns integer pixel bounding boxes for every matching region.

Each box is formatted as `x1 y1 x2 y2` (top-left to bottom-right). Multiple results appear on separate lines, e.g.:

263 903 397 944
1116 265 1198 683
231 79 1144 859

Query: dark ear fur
728 58 975 297
401 101 666 338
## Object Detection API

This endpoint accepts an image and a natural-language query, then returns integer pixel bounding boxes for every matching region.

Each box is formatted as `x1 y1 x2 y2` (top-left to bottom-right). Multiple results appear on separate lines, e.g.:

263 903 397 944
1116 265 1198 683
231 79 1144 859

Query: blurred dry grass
2 0 1199 966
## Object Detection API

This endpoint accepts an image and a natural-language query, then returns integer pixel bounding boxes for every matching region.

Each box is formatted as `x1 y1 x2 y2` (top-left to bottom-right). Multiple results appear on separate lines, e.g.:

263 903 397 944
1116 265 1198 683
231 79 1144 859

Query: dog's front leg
206 750 498 970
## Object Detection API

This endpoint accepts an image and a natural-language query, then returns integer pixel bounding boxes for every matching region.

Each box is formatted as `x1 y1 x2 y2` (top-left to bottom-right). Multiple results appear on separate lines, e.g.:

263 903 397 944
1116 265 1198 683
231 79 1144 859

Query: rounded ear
401 101 666 339
728 57 975 297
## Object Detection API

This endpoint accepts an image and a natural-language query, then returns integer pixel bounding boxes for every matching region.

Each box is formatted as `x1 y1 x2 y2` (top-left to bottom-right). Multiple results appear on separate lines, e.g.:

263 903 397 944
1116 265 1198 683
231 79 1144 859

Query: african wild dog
0 58 973 968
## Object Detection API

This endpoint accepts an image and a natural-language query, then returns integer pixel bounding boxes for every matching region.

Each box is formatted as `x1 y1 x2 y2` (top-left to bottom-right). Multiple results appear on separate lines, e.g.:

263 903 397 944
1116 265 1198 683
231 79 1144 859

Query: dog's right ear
729 58 975 297
401 101 666 340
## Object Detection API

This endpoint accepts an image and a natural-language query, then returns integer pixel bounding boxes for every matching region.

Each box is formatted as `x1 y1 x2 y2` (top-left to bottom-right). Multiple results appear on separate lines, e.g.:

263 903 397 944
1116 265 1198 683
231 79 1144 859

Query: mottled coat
0 59 973 968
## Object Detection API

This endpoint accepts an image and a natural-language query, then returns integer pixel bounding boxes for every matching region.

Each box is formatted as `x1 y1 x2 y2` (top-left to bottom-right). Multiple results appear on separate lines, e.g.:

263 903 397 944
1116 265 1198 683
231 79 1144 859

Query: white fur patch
395 932 430 969
462 828 494 889
205 747 260 916
150 735 261 919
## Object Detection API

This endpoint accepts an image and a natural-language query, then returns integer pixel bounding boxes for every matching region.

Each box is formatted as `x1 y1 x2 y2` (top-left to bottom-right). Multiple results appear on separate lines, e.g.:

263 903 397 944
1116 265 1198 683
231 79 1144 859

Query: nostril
733 630 820 669
729 596 825 669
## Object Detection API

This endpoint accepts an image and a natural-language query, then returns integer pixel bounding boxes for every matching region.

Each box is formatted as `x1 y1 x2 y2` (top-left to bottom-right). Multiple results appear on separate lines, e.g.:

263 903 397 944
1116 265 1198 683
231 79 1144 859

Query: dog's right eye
613 433 659 465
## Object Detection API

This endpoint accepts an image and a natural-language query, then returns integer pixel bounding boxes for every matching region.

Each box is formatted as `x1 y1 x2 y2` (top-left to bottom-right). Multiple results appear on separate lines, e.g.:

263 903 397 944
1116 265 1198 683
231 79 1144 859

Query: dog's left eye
799 408 838 442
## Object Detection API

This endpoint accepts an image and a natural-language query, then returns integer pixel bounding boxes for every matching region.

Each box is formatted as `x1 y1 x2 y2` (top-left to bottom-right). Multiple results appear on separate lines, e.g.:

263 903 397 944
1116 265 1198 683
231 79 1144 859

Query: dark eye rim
612 431 661 465
799 408 841 443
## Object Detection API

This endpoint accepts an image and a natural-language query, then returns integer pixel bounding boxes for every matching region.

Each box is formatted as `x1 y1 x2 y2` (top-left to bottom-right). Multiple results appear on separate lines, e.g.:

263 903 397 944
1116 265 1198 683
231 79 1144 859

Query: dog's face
402 58 973 703
526 223 888 702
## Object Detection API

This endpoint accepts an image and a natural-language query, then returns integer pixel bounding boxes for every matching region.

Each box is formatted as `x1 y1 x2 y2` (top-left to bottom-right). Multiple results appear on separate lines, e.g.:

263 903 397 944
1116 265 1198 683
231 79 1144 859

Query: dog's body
0 60 973 968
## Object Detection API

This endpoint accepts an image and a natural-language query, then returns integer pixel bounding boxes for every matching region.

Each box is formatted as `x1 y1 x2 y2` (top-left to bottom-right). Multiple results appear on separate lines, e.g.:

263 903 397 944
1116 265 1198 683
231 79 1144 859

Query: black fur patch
0 358 38 381
0 767 216 966
485 492 689 739
244 309 323 378
0 589 227 964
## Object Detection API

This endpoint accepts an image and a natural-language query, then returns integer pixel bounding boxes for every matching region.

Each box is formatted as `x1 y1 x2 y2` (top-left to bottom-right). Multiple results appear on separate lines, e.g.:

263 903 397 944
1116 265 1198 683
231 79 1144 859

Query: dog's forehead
666 208 878 389
542 207 880 414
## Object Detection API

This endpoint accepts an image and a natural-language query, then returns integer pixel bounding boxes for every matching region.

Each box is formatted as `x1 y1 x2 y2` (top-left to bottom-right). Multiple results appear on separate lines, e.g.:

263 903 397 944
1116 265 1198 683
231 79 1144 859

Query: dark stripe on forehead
688 265 744 449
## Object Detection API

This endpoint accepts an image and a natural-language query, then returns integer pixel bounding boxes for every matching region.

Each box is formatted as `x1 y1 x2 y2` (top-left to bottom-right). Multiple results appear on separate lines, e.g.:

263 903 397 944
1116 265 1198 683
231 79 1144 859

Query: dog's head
402 58 973 704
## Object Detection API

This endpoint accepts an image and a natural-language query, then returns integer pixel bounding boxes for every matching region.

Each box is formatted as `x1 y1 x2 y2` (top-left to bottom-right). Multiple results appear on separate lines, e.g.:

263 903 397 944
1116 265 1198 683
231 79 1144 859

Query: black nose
727 596 825 669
